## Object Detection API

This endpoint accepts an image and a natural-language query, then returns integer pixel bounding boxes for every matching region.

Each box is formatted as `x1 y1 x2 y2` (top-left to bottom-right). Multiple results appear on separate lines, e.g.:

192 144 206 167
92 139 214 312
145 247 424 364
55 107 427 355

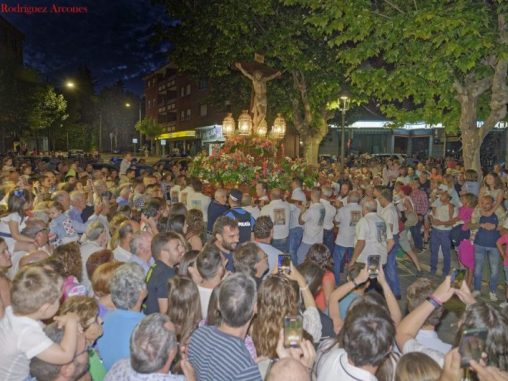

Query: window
186 84 191 95
186 109 191 119
168 103 176 111
200 104 208 117
198 79 208 89
147 100 151 108
180 87 185 97
180 110 185 121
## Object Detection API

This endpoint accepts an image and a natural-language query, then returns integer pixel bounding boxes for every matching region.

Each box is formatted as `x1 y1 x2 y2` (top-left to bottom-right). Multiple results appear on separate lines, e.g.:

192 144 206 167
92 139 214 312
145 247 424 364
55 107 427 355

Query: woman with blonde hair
167 275 202 345
252 275 299 358
395 352 441 381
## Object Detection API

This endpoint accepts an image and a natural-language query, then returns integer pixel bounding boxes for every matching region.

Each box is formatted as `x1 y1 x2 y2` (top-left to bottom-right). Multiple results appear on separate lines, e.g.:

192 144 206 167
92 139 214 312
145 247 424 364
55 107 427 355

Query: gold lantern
271 113 286 140
222 113 236 138
256 119 268 137
237 110 252 136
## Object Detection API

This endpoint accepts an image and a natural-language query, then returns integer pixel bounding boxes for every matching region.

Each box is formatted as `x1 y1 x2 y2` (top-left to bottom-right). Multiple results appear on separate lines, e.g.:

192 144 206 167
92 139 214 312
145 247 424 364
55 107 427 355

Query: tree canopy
289 0 508 170
156 0 347 164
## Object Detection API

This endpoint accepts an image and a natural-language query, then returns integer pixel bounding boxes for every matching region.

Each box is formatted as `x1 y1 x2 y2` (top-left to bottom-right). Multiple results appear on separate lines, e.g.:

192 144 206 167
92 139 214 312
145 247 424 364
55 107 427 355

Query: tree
155 0 345 164
135 118 164 151
29 86 68 149
290 0 508 170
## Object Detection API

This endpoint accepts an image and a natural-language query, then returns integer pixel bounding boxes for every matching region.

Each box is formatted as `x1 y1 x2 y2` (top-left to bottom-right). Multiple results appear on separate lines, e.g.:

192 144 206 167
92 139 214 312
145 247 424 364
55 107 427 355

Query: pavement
394 244 506 344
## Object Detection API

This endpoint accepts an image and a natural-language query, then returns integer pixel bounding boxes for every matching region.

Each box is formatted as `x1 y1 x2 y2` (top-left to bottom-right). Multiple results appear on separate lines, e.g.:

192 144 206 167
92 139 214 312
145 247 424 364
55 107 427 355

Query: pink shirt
458 206 474 231
496 235 508 266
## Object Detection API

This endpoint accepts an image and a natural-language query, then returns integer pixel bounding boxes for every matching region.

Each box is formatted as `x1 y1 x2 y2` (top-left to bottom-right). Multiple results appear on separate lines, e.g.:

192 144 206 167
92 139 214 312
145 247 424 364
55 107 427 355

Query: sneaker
489 292 498 302
472 290 481 297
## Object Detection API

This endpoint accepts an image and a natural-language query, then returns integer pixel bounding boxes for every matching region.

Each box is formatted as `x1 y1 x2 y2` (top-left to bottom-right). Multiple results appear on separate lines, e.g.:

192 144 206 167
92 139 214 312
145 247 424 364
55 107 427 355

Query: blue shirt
96 309 145 371
188 326 262 381
474 213 500 248
339 292 359 320
207 200 229 232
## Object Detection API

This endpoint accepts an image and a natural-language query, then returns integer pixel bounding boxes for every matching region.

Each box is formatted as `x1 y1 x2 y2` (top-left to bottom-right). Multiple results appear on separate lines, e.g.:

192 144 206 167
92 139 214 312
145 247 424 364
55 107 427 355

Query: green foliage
290 0 505 132
135 118 165 138
155 0 346 148
29 86 68 131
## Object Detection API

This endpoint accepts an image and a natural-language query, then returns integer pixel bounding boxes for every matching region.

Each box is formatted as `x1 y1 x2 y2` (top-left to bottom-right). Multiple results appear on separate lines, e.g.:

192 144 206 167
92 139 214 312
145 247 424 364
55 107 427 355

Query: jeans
288 227 303 265
430 228 451 276
383 234 401 298
296 242 312 265
474 244 500 293
323 229 335 255
410 220 423 251
332 245 352 286
272 237 288 253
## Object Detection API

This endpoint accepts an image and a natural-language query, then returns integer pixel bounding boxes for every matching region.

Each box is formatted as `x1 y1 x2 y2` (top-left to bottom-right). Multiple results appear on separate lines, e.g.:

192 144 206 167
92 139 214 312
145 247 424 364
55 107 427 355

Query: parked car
153 157 191 172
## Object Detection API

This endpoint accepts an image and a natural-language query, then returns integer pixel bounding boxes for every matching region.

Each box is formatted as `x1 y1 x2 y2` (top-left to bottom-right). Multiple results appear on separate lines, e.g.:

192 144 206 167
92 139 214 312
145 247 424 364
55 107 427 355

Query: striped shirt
188 326 262 381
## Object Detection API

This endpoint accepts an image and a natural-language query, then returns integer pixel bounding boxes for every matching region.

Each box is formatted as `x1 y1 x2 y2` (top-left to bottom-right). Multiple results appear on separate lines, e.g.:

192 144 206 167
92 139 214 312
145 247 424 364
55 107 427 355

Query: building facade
143 64 224 155
0 16 24 65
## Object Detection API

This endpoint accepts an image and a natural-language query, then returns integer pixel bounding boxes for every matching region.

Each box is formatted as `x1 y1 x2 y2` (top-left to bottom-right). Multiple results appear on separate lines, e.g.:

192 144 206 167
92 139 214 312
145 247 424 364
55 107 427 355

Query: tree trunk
303 136 321 165
461 128 481 172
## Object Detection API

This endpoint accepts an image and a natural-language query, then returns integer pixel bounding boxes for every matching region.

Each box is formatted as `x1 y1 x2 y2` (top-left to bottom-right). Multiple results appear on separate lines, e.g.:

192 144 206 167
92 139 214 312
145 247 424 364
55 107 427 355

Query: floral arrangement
189 136 317 192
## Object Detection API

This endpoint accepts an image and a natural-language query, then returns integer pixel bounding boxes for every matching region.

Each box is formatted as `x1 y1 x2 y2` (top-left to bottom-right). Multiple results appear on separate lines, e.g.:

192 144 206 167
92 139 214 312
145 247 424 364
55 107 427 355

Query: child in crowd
53 242 88 299
453 193 478 287
59 296 106 381
0 189 36 253
0 266 80 380
48 201 79 246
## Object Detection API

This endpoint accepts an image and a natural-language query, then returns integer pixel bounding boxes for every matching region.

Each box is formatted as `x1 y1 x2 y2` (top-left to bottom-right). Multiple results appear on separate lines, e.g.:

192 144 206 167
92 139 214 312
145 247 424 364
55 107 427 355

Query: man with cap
223 189 256 244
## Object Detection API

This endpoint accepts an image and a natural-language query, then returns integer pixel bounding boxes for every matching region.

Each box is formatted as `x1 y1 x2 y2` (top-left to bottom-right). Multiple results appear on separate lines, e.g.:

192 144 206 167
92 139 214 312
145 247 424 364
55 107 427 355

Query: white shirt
198 286 214 320
291 187 307 203
335 202 362 247
179 186 194 207
170 185 181 203
260 199 290 240
243 205 260 220
316 346 378 381
402 338 444 367
0 306 54 381
113 245 133 262
355 212 393 264
0 212 26 253
415 329 452 356
301 202 325 244
378 203 400 235
187 192 211 222
256 241 282 276
320 199 337 230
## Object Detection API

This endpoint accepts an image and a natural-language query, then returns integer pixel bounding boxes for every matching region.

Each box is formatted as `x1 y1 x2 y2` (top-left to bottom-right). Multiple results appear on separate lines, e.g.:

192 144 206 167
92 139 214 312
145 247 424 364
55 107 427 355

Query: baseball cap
229 189 242 202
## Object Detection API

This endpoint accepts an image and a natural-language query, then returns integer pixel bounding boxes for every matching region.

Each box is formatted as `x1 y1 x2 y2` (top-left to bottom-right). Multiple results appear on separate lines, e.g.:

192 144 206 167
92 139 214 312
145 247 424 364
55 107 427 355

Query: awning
156 130 196 140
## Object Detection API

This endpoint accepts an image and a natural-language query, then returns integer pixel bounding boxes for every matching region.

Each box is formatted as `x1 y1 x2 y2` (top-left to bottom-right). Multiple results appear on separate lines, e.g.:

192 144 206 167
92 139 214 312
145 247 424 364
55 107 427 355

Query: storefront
156 130 198 156
195 125 225 155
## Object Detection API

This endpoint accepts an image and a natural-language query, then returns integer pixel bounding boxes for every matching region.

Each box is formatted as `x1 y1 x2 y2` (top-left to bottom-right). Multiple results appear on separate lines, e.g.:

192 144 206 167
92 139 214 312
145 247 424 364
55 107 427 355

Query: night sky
1 0 171 94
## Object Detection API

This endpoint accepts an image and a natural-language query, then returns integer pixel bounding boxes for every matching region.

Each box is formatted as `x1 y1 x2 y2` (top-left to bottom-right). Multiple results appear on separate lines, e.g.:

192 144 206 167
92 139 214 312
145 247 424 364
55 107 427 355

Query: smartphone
367 255 380 278
451 268 466 289
283 316 303 348
278 254 291 275
459 328 488 368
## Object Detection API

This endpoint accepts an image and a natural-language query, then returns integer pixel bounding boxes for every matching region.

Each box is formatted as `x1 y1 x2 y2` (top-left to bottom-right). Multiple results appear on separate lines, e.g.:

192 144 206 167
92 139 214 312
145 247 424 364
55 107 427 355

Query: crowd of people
0 152 507 381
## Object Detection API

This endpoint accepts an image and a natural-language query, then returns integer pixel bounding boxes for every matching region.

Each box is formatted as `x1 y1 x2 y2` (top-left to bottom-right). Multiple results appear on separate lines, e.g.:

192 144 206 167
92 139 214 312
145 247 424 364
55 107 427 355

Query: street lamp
126 101 142 150
338 89 351 172
65 81 75 89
